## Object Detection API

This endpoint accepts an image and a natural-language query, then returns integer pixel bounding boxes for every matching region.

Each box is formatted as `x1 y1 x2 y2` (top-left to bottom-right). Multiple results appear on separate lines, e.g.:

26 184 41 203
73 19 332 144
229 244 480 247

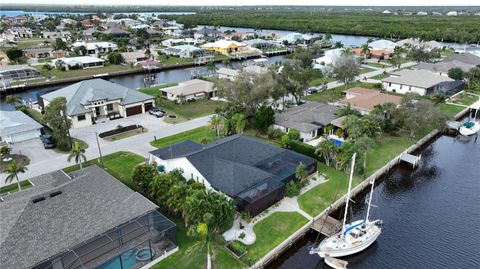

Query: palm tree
334 41 344 49
5 95 22 107
360 43 372 61
145 48 152 60
0 146 12 157
187 217 217 269
67 141 87 169
209 115 223 140
355 136 376 174
231 113 246 134
341 48 353 56
295 162 309 185
5 161 28 191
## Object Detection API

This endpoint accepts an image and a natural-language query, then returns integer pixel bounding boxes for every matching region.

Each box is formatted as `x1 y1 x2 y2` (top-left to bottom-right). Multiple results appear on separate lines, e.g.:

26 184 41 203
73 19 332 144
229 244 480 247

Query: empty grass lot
156 98 222 120
138 83 178 96
151 126 216 148
305 82 378 103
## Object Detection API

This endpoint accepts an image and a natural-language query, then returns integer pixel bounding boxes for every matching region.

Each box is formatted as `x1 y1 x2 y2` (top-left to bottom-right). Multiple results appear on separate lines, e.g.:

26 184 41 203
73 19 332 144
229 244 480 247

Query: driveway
10 138 65 164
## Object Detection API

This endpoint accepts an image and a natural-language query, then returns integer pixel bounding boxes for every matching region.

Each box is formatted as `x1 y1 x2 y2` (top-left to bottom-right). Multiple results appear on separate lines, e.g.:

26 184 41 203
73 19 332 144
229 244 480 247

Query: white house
41 79 155 128
217 65 268 81
160 45 203 58
0 110 43 144
71 41 118 55
312 48 344 70
279 32 314 44
2 27 33 41
52 56 105 70
368 39 397 52
382 69 464 96
120 51 148 64
160 79 216 103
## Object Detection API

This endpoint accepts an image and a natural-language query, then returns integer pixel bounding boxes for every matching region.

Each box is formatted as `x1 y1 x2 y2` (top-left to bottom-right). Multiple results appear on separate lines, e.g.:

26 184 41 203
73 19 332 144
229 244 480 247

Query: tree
295 162 309 185
5 95 22 107
6 48 23 63
0 146 12 157
42 64 53 78
53 38 68 51
277 60 310 105
324 33 332 41
285 180 301 197
43 97 72 150
360 43 372 61
145 48 152 59
280 134 291 148
355 136 376 174
447 67 464 80
337 104 361 117
254 105 275 133
132 163 157 194
67 141 86 169
107 52 123 64
333 41 344 48
209 115 224 140
4 161 28 191
315 139 335 166
333 56 360 89
231 113 246 134
287 128 300 140
187 221 216 269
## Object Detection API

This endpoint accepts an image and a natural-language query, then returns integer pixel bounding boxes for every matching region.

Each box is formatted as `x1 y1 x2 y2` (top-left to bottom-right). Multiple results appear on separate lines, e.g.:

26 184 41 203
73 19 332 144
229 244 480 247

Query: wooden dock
311 215 342 236
400 153 421 167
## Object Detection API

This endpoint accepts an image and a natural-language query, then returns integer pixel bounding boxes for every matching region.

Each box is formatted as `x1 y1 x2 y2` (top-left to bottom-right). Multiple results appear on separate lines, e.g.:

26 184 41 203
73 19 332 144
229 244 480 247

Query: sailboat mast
342 153 356 234
365 177 375 222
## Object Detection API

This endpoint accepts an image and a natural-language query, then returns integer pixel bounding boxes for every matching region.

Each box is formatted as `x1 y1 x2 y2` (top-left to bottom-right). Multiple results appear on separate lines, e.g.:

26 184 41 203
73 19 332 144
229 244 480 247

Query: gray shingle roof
274 101 339 133
0 166 157 269
443 52 480 66
382 69 454 89
150 140 204 159
416 60 474 73
0 110 43 137
41 78 154 116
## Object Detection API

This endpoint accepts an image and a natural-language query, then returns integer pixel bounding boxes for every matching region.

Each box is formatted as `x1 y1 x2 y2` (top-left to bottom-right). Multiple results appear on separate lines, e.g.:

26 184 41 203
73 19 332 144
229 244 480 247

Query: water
0 10 195 17
268 135 480 269
95 248 138 269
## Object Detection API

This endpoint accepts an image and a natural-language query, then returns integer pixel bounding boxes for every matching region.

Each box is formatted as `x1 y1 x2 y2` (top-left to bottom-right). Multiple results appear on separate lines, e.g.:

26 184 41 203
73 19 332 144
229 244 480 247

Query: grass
15 38 53 49
298 163 362 216
138 83 178 96
370 72 390 80
156 55 195 66
10 77 48 86
151 126 216 148
305 82 378 103
35 64 141 79
451 92 479 106
102 127 148 141
359 66 375 74
0 180 33 195
308 77 334 87
156 98 222 120
366 62 389 68
441 49 456 57
247 212 309 261
439 103 466 116
62 151 144 188
152 217 246 269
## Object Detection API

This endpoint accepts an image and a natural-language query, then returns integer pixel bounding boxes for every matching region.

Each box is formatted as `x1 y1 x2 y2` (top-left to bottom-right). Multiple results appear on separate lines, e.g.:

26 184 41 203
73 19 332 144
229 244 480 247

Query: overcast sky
0 0 477 6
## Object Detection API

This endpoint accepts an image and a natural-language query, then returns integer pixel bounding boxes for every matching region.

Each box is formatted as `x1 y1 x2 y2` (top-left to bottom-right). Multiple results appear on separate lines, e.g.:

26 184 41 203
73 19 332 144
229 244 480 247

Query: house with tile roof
336 88 402 115
160 79 216 103
149 135 316 216
0 166 177 269
41 79 155 128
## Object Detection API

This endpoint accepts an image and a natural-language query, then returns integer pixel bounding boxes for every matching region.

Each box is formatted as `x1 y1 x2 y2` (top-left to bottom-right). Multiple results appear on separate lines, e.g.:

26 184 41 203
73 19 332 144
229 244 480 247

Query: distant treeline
170 11 480 43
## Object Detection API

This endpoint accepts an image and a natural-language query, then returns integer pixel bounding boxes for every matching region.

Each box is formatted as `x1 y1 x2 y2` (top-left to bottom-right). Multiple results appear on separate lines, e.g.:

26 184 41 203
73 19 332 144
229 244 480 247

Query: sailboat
309 153 383 258
459 101 480 136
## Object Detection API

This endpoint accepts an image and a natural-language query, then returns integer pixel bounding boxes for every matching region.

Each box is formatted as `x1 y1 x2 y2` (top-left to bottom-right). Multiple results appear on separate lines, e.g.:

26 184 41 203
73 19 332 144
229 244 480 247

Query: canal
268 134 480 269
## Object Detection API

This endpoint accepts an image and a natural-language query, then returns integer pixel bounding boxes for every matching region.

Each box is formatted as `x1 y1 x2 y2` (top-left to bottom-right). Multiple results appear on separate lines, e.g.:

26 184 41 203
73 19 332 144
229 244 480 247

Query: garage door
125 105 142 116
11 130 40 143
144 102 153 112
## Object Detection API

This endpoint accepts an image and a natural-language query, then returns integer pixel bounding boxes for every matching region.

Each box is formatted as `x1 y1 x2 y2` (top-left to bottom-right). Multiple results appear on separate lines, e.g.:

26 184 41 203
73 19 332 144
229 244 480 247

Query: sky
0 0 478 6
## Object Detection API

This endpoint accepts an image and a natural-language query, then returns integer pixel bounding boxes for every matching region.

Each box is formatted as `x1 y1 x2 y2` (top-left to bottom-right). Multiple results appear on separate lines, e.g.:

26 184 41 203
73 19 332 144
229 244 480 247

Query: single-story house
0 165 177 269
42 31 71 40
149 135 316 216
396 38 442 51
52 56 105 70
41 79 155 128
336 87 402 115
72 41 118 55
312 48 346 70
279 32 314 44
217 65 268 81
201 40 259 56
160 45 203 58
1 27 33 41
352 48 392 59
273 101 340 142
368 39 396 52
0 65 42 82
23 47 67 59
121 51 149 64
104 27 131 37
382 69 464 96
160 79 216 103
0 110 43 144
80 28 97 41
161 38 197 47
443 52 480 67
193 27 222 40
416 61 474 77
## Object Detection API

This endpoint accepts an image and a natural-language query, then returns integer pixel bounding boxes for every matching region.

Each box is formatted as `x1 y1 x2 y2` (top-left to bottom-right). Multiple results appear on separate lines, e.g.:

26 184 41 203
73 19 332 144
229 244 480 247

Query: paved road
0 115 211 187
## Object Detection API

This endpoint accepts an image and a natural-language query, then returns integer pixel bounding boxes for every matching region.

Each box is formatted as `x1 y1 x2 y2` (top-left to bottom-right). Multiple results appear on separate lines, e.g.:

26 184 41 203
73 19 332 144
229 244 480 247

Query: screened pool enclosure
32 211 177 269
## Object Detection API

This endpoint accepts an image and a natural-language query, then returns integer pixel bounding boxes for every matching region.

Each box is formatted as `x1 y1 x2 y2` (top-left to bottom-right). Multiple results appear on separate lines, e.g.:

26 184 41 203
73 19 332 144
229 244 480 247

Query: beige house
41 79 155 128
160 79 216 103
336 87 402 115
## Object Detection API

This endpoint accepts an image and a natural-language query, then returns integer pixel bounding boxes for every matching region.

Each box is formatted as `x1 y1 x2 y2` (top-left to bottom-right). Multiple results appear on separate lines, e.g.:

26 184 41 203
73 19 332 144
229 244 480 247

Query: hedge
290 140 323 162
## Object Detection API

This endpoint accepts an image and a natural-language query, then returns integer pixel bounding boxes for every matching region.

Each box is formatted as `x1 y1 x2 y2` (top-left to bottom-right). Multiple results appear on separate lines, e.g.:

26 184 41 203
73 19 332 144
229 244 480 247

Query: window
77 115 86 121
388 82 391 87
400 85 403 90
107 103 113 111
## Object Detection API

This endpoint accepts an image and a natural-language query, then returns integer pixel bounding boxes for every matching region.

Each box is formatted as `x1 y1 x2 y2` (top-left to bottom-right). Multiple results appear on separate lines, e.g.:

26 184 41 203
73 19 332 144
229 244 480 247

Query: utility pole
95 132 104 168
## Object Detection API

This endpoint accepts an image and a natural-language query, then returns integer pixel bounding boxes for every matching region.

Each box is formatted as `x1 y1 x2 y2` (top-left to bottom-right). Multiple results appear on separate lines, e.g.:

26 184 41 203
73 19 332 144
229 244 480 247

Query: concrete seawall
250 107 470 269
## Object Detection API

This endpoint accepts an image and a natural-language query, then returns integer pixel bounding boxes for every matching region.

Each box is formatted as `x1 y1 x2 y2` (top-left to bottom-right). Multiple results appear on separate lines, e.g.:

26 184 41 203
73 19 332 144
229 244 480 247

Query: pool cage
0 67 41 82
256 151 317 184
236 175 285 217
32 211 176 269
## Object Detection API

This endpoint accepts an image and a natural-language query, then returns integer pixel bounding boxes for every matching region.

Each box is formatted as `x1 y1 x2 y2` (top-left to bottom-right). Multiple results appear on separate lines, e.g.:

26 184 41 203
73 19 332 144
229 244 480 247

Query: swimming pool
95 249 138 269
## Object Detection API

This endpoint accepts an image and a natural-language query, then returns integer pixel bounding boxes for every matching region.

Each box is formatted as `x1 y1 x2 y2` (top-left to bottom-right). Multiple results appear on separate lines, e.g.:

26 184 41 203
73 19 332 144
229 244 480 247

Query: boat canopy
342 220 365 236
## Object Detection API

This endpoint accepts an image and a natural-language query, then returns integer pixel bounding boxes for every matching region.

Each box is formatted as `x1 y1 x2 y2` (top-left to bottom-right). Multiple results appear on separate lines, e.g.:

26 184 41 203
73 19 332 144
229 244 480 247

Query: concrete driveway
10 138 65 164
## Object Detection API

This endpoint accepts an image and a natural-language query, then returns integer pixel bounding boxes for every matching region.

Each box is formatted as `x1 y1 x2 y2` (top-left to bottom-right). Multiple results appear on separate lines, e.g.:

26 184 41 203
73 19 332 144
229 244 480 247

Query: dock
311 215 342 236
400 153 421 167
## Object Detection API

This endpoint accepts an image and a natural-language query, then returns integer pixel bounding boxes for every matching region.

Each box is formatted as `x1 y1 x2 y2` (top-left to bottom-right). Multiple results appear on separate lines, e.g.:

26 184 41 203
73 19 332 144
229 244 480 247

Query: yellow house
201 40 250 55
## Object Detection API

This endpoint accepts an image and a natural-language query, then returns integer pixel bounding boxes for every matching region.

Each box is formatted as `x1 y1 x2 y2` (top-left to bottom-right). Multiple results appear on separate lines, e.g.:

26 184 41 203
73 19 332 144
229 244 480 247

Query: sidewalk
0 115 212 187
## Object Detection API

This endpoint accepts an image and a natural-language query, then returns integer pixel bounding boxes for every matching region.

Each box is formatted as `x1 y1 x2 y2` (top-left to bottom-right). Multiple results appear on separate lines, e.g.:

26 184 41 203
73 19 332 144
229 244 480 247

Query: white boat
324 256 348 269
459 100 480 136
309 153 383 258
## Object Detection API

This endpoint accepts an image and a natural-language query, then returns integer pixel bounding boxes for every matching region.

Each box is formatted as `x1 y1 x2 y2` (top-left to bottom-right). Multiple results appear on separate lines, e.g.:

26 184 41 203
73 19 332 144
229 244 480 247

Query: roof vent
32 197 46 203
49 191 62 198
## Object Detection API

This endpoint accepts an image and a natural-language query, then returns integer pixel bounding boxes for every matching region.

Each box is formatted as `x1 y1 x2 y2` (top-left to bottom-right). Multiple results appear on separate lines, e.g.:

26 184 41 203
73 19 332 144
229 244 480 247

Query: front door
95 107 100 117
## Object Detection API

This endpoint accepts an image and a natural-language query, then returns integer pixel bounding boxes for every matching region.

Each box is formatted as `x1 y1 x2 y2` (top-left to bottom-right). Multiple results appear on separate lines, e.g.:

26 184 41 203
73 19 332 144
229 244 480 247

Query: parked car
149 107 166 118
41 134 56 149
306 87 318 94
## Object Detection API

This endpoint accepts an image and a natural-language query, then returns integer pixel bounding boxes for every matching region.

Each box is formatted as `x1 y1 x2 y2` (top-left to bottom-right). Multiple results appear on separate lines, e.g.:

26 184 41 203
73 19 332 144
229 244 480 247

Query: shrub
289 141 321 162
239 232 246 240
240 211 252 223
229 240 247 256
285 180 301 197
287 128 300 140
267 128 284 140
280 134 291 148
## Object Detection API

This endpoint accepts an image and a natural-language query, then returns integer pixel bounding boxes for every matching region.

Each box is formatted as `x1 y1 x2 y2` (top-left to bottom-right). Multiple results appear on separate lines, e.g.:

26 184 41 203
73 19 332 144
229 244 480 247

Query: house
42 31 71 40
160 79 216 103
1 27 33 41
161 38 197 47
336 88 402 115
80 19 96 28
121 51 149 64
416 61 474 77
352 48 392 59
148 135 316 216
217 65 268 81
273 101 340 142
279 32 313 44
160 45 204 58
443 52 480 67
201 40 258 56
396 38 442 51
0 110 43 144
382 69 464 96
368 39 397 52
52 56 105 70
23 46 67 59
72 41 118 55
41 79 155 128
104 27 131 37
446 11 458 16
312 48 344 69
0 65 42 83
0 166 177 269
193 27 222 41
80 28 97 41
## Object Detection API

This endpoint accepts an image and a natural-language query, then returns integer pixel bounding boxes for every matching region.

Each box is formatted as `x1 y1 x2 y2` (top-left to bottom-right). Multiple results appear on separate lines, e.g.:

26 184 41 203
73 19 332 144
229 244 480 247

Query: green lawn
370 72 390 80
366 62 389 68
151 126 216 148
0 180 33 195
10 77 48 86
35 64 141 79
156 98 222 120
439 103 466 117
138 83 178 96
156 55 195 66
308 77 335 87
15 38 53 49
359 66 375 74
305 82 378 103
247 212 309 261
451 92 479 106
152 217 246 269
298 163 361 216
62 151 144 188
